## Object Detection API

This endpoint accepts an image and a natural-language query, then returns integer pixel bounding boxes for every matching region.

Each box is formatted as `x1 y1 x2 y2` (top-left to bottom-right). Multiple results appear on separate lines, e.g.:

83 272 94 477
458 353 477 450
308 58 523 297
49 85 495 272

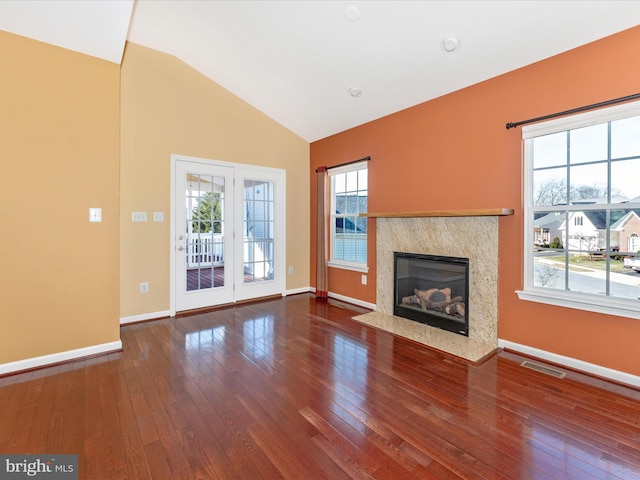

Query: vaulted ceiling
1 1 639 141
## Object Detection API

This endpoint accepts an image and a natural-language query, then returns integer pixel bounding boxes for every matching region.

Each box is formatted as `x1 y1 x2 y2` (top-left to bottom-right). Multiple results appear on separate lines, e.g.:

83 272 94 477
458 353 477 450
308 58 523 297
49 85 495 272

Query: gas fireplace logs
401 288 466 317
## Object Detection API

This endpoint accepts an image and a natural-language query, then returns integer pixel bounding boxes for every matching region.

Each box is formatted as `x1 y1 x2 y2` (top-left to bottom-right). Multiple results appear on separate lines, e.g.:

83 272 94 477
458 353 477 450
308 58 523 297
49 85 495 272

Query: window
518 101 640 320
542 228 550 244
328 162 368 272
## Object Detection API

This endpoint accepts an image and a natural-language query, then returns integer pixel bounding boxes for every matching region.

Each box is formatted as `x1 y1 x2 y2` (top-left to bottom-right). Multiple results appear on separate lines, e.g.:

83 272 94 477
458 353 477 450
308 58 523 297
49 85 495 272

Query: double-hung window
328 162 368 272
518 100 640 319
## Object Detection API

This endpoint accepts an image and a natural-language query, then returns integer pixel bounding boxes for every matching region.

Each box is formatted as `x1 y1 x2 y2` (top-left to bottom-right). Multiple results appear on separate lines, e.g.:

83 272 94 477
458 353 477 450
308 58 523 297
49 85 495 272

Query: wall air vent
520 361 566 379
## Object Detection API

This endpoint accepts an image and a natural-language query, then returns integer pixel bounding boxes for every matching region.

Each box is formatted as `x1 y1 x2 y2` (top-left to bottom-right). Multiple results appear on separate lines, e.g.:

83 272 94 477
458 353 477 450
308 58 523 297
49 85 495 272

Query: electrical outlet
361 275 367 285
88 208 102 223
132 211 147 222
288 266 294 274
153 211 164 222
139 282 149 293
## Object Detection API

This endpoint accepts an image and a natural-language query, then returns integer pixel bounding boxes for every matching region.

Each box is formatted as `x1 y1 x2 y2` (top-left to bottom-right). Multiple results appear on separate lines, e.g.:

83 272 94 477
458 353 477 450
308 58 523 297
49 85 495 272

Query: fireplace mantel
362 208 514 218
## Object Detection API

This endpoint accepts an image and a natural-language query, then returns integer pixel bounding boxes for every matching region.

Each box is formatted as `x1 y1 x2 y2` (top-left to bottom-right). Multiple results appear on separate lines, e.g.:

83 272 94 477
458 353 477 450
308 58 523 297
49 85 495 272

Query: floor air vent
520 361 566 379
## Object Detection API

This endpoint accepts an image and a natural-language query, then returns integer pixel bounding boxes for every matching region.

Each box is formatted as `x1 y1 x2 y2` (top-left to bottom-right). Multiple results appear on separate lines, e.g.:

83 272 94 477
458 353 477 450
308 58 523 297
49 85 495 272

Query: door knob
178 235 184 240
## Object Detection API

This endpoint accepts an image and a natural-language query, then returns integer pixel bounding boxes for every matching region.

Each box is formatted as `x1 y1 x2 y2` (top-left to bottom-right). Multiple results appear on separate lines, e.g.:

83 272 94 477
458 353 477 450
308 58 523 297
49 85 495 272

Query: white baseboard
120 310 172 325
309 287 376 310
0 340 122 376
328 292 376 310
498 339 640 388
285 287 313 296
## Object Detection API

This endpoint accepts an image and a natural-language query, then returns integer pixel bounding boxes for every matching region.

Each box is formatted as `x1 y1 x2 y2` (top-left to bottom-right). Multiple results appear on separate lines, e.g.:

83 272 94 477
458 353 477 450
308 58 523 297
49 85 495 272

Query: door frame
170 154 286 316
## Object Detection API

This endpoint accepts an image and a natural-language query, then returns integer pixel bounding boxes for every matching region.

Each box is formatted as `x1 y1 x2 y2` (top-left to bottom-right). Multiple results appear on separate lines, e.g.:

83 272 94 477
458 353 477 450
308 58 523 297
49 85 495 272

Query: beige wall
0 31 121 364
120 43 310 318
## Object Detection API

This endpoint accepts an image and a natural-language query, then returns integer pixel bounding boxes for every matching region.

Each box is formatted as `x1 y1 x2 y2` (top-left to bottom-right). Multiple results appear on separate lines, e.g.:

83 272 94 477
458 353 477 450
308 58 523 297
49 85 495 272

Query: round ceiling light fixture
441 36 461 53
345 6 360 21
347 87 363 98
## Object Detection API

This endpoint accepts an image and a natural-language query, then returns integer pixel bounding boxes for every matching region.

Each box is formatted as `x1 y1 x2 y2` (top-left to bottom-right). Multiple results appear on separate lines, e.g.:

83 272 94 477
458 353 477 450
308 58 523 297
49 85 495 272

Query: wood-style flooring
1 294 639 479
187 266 225 291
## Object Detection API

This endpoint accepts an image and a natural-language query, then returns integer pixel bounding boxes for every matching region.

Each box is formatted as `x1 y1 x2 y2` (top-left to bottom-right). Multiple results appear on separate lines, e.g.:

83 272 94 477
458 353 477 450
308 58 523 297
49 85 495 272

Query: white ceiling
0 0 134 63
1 1 640 141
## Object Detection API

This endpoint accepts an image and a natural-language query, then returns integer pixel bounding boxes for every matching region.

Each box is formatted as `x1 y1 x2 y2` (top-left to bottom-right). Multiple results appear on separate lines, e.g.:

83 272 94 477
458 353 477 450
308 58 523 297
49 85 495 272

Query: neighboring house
533 212 564 246
334 195 367 263
535 196 640 252
627 196 640 253
612 211 640 252
244 180 272 239
334 194 367 234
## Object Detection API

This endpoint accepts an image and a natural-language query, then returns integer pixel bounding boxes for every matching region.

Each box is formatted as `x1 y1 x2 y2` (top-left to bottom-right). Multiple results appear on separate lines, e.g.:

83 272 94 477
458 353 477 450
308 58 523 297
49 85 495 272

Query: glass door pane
185 173 226 291
175 160 233 312
242 179 274 283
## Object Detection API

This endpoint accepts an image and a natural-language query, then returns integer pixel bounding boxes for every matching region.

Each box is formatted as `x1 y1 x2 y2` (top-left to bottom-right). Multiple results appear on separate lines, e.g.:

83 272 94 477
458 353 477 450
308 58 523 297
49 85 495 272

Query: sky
532 115 640 202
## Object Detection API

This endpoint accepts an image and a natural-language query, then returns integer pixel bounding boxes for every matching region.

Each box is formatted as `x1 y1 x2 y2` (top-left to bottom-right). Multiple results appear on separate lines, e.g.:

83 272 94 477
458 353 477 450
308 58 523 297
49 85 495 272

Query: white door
173 158 285 312
234 168 286 301
174 160 234 311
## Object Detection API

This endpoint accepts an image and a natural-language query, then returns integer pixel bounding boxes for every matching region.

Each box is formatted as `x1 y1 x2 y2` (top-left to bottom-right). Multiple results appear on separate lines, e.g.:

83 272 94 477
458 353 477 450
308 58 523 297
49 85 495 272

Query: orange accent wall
311 26 640 376
0 31 120 364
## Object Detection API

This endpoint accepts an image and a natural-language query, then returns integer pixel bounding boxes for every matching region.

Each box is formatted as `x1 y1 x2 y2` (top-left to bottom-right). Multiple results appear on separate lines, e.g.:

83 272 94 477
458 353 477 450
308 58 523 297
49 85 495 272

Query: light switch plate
89 208 102 222
132 211 147 222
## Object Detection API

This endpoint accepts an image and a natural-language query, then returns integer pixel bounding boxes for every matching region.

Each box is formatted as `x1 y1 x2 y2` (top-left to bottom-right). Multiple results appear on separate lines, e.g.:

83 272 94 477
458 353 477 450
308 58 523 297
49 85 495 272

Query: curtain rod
505 93 640 130
316 155 370 173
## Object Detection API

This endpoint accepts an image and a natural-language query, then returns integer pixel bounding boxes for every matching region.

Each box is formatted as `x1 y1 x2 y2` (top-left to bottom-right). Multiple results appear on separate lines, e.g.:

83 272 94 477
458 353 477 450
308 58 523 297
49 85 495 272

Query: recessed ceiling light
348 87 362 98
441 36 461 53
345 6 360 21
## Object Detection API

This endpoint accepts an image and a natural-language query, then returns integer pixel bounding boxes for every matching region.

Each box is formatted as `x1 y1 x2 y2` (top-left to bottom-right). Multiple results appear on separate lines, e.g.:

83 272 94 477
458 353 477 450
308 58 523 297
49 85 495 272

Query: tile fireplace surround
353 210 512 363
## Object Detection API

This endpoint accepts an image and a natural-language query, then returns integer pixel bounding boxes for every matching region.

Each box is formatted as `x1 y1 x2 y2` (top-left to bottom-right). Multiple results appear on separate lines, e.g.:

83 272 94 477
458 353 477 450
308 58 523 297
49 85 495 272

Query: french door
172 157 285 313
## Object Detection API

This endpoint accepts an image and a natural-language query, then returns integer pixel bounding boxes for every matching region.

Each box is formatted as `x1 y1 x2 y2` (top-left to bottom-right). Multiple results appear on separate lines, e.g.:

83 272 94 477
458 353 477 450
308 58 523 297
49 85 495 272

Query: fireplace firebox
393 252 469 336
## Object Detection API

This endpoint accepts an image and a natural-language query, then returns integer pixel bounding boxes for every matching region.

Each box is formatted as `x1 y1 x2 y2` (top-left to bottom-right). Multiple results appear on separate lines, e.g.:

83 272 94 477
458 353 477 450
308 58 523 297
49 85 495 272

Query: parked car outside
623 256 640 272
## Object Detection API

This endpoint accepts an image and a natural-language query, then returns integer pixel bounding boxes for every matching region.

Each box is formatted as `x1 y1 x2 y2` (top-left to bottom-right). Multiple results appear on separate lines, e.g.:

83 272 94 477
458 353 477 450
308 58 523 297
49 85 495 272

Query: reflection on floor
3 295 638 479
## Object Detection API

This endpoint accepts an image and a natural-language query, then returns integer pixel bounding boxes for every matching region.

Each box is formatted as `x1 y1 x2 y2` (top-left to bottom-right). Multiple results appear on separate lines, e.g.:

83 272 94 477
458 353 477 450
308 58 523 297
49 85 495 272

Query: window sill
516 288 640 320
327 260 369 273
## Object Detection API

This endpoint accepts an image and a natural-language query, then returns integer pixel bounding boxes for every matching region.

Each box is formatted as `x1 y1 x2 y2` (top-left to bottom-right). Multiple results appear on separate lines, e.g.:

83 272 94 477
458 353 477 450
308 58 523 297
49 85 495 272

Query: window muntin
522 101 640 317
329 163 368 270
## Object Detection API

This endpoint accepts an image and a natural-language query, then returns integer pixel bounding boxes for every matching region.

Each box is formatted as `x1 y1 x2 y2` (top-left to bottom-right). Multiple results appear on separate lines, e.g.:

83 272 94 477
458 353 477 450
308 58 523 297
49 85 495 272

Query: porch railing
187 233 224 268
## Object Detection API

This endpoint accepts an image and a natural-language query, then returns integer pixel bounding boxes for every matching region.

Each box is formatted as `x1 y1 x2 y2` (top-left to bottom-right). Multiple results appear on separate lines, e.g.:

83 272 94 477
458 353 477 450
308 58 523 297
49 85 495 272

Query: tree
571 184 609 201
536 264 560 287
549 236 563 249
534 178 619 207
192 192 222 233
534 178 567 207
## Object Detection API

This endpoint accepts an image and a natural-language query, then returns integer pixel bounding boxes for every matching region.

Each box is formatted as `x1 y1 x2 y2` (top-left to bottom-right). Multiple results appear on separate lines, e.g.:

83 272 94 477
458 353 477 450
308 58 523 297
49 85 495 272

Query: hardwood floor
1 294 639 479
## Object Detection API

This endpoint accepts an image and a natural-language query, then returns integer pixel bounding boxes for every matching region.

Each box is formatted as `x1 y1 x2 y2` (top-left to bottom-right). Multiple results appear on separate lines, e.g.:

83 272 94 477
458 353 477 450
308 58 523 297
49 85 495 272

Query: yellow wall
120 43 310 318
0 31 120 364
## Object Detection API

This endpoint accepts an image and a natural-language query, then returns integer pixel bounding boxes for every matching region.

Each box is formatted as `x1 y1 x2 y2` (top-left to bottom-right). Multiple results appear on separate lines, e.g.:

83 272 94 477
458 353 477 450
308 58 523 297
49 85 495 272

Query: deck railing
187 233 224 268
186 234 275 279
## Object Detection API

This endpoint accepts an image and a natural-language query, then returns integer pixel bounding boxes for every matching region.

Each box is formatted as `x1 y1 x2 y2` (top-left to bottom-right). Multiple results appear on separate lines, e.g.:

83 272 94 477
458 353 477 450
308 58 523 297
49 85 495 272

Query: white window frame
517 100 640 320
327 161 369 273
